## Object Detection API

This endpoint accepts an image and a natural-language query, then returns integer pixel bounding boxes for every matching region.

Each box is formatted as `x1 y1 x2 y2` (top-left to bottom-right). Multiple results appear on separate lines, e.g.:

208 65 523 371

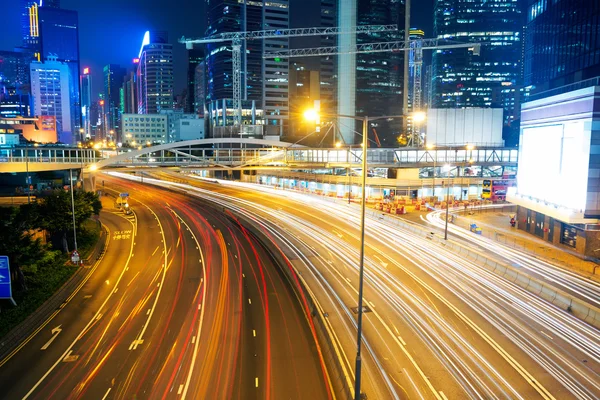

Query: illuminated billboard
516 121 590 212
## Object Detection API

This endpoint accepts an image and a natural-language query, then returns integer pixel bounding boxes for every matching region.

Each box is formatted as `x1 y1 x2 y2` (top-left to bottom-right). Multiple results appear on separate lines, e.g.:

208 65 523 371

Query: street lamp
305 109 403 400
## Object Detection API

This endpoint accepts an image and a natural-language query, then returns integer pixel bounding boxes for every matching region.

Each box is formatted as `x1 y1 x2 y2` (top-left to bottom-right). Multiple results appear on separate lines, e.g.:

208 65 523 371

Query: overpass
0 138 517 173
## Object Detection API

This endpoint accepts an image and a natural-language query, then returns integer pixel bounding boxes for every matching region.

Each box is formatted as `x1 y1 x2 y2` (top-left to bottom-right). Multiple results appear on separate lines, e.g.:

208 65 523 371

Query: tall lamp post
305 109 403 400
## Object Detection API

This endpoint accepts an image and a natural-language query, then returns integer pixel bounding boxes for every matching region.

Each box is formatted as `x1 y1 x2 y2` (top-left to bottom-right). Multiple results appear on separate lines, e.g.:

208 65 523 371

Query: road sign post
0 256 17 306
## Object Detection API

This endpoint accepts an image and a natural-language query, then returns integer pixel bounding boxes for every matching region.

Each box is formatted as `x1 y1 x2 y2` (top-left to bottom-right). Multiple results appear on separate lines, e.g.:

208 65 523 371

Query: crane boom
180 24 400 129
179 25 398 46
263 38 481 58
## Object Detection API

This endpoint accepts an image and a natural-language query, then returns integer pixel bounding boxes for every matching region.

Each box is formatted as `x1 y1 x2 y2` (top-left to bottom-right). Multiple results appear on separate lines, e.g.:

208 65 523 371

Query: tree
0 207 45 291
38 190 102 252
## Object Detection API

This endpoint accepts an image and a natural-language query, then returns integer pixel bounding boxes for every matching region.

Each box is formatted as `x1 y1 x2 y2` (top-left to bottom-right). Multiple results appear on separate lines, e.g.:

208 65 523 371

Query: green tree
0 207 45 291
38 190 102 252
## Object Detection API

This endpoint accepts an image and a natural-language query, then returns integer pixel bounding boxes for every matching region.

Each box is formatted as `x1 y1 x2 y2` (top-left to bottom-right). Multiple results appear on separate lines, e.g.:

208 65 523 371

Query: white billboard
516 121 590 211
426 108 504 147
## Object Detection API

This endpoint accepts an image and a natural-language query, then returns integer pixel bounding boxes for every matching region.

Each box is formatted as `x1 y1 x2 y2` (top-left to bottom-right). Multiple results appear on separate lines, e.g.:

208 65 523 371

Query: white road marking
253 330 256 337
248 298 252 305
178 384 184 395
191 336 196 344
255 377 259 388
541 331 553 340
101 387 112 400
40 326 62 351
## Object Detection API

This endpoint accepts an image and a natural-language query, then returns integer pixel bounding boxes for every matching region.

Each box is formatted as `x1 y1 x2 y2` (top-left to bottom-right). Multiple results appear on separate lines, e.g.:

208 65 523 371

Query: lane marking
540 331 553 340
127 272 140 287
248 298 252 305
191 336 196 344
255 377 259 388
151 245 160 256
177 384 184 395
253 330 256 337
101 387 112 400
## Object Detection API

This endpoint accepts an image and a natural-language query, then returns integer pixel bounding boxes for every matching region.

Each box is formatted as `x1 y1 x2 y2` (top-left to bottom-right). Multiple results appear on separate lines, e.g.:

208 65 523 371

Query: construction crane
179 25 399 128
263 38 481 58
264 38 481 146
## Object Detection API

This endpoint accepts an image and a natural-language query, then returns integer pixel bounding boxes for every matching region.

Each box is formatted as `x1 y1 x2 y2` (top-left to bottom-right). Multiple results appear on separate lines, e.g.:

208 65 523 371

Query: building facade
187 49 204 114
136 31 174 114
336 0 405 146
287 62 321 144
160 110 205 142
194 61 206 117
432 0 523 118
103 64 126 133
121 113 168 146
80 67 92 139
37 6 81 141
20 0 60 54
30 56 71 143
524 0 600 92
205 0 289 137
0 50 33 118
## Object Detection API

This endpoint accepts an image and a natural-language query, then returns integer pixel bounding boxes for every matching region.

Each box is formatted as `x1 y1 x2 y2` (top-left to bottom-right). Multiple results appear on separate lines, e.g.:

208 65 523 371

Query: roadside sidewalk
452 210 600 277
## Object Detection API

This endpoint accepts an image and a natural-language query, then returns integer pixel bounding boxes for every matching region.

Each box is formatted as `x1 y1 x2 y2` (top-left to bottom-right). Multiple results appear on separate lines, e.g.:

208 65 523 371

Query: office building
37 6 81 140
21 0 60 53
187 49 204 114
80 67 92 139
194 61 206 117
121 113 168 146
103 64 126 134
0 50 34 117
432 0 523 115
122 69 138 115
507 1 600 258
524 0 600 92
287 62 321 144
0 116 57 143
319 0 336 119
160 110 205 142
336 0 405 146
30 56 71 143
205 0 289 137
136 31 174 114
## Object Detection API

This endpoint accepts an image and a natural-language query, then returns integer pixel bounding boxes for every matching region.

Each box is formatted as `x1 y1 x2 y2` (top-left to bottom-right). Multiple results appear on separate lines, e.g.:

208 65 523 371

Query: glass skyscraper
205 0 290 136
103 64 126 134
20 0 60 53
136 31 174 114
432 0 523 112
37 6 81 142
336 0 405 145
524 0 600 91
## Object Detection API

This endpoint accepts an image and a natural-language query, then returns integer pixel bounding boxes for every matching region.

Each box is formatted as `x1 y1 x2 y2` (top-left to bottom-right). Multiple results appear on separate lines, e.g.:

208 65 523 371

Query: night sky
0 0 433 98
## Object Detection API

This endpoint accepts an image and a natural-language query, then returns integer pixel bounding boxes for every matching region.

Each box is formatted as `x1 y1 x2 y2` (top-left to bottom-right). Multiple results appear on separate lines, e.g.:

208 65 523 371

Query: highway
130 170 600 400
0 175 331 399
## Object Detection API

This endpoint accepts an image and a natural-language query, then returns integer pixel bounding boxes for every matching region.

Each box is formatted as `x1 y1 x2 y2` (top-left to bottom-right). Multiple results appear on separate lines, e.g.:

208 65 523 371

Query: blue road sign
119 193 129 198
0 255 12 300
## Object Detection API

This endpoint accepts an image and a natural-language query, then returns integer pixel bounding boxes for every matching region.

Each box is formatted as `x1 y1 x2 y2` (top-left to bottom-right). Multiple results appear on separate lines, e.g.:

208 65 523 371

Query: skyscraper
81 67 92 140
205 0 290 136
432 0 523 113
194 61 206 117
37 6 81 141
30 56 72 143
524 0 600 92
187 49 204 114
103 64 126 133
136 31 174 114
0 50 34 117
21 0 60 54
336 0 405 145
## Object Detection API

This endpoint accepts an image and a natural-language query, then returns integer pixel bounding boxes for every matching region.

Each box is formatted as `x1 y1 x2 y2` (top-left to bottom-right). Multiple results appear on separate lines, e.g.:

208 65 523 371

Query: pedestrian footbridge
0 138 518 173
